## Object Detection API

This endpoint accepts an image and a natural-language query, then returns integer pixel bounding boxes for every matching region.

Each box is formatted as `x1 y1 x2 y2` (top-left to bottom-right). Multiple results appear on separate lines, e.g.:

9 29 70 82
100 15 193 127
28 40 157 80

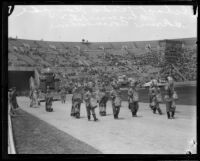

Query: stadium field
13 96 196 154
12 109 102 154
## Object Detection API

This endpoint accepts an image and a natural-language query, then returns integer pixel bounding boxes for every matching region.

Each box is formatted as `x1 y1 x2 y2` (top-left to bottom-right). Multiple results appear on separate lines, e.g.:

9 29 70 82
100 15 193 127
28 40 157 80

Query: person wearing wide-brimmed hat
128 80 139 117
149 79 162 115
164 76 178 119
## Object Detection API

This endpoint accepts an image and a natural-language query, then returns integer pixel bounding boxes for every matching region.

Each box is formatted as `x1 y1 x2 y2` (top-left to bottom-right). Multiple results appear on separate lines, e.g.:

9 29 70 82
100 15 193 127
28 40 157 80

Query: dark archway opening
8 71 34 96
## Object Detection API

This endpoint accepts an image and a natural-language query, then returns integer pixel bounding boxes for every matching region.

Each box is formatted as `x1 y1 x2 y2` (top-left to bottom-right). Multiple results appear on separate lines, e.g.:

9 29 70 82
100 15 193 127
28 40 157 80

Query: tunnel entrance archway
8 71 34 95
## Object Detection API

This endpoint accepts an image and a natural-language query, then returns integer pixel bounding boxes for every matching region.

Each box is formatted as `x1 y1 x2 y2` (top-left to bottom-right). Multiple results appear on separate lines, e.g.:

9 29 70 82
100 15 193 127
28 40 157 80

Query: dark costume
8 89 15 115
84 88 98 121
149 85 162 115
60 88 66 104
110 87 121 119
164 78 178 119
30 89 40 108
71 87 83 118
45 89 53 112
128 86 139 117
98 86 108 116
11 88 19 109
8 90 12 106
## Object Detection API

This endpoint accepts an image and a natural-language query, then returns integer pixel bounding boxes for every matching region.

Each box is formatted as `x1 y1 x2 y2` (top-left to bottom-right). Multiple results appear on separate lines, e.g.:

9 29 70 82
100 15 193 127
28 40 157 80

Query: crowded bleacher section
8 37 197 88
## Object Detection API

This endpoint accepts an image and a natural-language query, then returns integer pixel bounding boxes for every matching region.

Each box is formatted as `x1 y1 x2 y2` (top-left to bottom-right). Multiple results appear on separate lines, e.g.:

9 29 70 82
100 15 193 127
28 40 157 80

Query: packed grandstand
8 37 197 88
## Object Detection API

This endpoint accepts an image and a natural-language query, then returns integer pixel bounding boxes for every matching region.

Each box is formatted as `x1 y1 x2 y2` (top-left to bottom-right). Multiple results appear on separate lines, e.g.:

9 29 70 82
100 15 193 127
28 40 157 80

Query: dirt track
16 96 196 154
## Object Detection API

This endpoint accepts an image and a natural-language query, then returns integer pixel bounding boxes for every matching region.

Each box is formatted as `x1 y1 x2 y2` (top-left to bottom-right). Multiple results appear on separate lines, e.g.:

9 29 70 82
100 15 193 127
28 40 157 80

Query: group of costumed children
28 76 178 120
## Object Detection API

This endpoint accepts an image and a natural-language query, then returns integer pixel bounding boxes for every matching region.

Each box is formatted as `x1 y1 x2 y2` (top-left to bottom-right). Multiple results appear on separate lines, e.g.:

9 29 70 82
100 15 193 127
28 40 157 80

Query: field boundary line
8 104 16 154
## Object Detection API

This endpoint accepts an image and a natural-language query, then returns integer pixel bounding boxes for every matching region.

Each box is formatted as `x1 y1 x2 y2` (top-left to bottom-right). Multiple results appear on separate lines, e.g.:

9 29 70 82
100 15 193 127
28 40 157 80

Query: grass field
11 109 102 154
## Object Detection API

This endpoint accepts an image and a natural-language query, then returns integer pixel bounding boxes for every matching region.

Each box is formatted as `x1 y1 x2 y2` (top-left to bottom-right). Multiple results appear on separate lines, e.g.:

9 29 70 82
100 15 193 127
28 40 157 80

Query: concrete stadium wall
8 71 34 95
8 66 35 71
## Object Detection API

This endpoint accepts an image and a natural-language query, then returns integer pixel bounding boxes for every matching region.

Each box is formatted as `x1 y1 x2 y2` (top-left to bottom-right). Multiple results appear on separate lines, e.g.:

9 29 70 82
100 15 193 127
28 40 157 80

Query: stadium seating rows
8 38 196 83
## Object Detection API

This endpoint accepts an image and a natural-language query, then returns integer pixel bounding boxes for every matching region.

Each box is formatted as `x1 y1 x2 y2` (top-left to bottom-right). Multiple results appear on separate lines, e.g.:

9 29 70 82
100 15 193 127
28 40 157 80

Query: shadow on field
117 117 125 120
79 116 86 119
174 110 181 113
11 109 102 154
104 113 113 116
135 115 143 118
